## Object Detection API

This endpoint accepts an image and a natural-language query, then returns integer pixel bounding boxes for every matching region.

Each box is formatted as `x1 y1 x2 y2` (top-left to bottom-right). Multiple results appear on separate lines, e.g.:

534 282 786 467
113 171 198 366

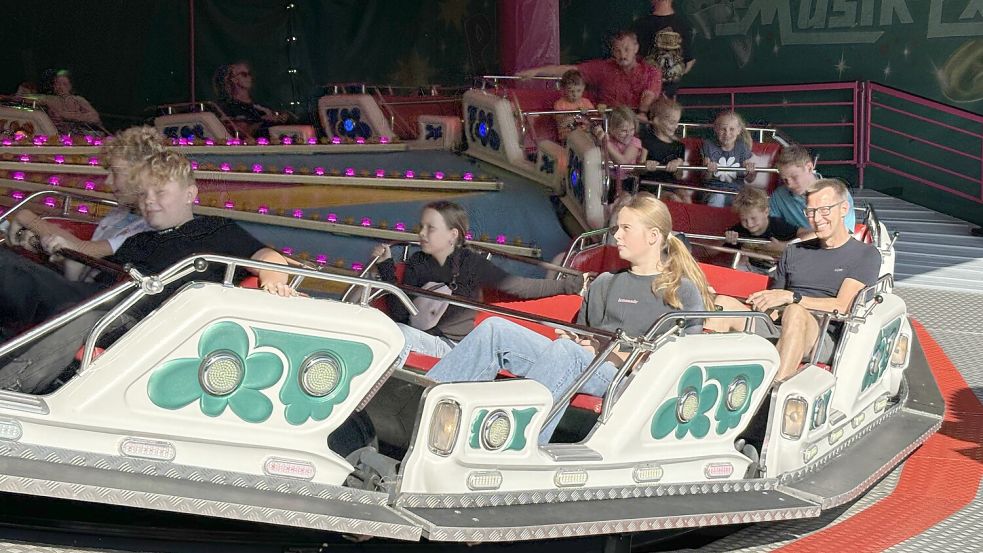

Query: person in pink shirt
593 105 647 197
517 31 662 122
553 70 596 142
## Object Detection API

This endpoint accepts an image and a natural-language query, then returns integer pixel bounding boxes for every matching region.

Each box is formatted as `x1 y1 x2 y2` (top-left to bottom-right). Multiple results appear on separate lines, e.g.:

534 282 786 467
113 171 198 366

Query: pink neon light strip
868 162 983 204
679 101 852 110
870 122 981 161
870 144 978 184
680 82 857 95
870 83 983 125
776 122 853 128
872 101 982 139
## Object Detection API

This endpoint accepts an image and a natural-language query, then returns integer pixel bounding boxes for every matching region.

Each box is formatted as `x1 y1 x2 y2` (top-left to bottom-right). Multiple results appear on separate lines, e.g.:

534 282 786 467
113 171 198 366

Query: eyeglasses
803 200 845 218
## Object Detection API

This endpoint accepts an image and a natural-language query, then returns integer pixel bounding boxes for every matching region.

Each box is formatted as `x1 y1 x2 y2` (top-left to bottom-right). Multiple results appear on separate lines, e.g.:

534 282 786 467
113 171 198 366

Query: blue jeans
427 317 617 443
704 182 740 208
396 323 455 366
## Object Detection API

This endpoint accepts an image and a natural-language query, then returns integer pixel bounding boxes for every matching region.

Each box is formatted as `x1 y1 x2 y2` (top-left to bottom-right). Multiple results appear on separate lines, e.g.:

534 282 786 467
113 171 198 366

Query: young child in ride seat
554 70 595 142
701 110 756 207
724 187 802 275
595 106 647 197
640 97 688 201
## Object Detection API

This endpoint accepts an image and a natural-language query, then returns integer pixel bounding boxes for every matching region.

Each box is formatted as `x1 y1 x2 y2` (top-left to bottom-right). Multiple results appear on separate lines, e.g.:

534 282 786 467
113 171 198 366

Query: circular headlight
299 352 342 397
726 377 750 411
676 388 700 423
199 350 244 396
481 410 512 450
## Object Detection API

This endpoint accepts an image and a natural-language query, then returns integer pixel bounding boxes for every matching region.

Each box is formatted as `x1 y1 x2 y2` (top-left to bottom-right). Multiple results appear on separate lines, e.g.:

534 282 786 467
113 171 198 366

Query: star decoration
754 32 761 45
903 45 911 59
834 53 850 79
390 50 437 86
582 25 590 43
773 43 780 55
883 63 892 78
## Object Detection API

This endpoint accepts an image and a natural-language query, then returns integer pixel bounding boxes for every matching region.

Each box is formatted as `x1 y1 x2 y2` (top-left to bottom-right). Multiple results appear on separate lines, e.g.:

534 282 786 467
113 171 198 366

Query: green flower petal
199 322 249 358
651 399 679 439
679 365 704 392
243 352 283 390
200 394 229 417
690 415 711 438
699 386 719 414
311 400 334 421
228 388 274 423
285 402 312 425
148 358 203 409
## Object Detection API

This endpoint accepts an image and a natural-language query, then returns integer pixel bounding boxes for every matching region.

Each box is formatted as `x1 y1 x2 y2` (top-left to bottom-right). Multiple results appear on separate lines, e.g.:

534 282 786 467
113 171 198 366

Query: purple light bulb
314 166 325 176
84 180 95 190
47 176 60 186
394 221 406 231
219 162 231 172
404 170 415 179
379 136 390 144
282 136 293 145
316 254 328 265
257 205 270 214
463 172 474 181
283 166 294 174
44 197 57 207
292 209 304 218
344 167 355 177
88 157 99 166
360 217 372 227
252 163 263 173
351 262 364 271
307 137 317 145
224 200 235 209
77 205 90 214
327 213 338 223
53 155 65 164
12 190 25 200
331 136 341 144
434 171 445 180
282 246 294 256
12 172 25 181
496 234 507 244
355 137 365 144
375 169 385 178
257 137 270 145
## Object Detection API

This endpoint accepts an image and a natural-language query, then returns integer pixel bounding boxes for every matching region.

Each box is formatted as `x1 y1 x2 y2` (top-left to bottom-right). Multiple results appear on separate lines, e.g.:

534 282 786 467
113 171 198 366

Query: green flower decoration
651 365 718 440
862 318 902 391
706 364 765 434
253 328 373 426
147 322 284 423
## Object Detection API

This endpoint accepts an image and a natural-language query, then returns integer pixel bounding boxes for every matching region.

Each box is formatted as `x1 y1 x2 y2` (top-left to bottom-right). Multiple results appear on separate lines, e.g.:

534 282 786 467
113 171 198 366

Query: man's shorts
752 317 839 365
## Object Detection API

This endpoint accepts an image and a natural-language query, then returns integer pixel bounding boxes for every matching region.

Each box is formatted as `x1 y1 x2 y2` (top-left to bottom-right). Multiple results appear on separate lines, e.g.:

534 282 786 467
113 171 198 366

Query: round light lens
299 353 342 397
199 350 244 396
481 410 511 450
677 388 700 423
726 377 750 411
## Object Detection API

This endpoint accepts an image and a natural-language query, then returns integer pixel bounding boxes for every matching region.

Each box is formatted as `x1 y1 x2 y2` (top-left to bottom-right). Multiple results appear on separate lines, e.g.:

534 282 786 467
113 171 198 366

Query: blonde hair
132 150 195 192
621 192 715 310
714 110 752 149
608 105 638 134
806 178 849 202
731 186 769 214
100 126 168 168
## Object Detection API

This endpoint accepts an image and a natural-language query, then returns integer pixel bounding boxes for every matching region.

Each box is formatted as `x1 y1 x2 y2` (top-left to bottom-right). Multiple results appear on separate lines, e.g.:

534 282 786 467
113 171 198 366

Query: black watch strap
791 291 802 304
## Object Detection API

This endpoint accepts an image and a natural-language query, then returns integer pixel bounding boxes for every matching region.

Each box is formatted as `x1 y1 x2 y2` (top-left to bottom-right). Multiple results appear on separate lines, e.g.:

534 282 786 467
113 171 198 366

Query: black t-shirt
639 125 685 184
631 13 694 95
107 215 265 316
728 217 799 241
771 238 881 299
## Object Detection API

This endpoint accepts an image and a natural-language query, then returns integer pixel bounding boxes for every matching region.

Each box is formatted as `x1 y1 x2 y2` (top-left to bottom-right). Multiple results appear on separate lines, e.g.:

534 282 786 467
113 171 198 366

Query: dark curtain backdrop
1 0 498 127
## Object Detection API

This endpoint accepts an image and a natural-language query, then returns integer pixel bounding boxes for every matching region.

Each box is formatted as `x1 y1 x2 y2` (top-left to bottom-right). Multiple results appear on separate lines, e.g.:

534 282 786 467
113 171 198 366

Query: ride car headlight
299 352 342 397
726 377 750 411
677 387 700 423
890 334 910 367
199 350 244 396
781 396 808 440
428 400 461 456
481 410 511 450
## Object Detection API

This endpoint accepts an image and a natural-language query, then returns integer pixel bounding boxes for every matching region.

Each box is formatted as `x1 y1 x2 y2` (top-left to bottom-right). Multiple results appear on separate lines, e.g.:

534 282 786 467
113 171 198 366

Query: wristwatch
791 291 802 304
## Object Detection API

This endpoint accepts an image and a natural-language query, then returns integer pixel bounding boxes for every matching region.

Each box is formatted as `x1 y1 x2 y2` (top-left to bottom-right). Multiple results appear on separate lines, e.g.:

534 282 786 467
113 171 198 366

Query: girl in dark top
372 201 584 362
640 97 688 200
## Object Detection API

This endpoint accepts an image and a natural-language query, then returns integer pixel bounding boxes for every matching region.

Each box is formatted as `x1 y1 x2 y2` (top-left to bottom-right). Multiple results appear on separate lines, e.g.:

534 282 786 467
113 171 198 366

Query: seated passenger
426 192 714 443
36 69 104 135
707 179 880 382
5 126 165 281
213 62 291 139
594 106 647 196
0 150 294 393
701 110 756 207
553 69 595 142
723 187 804 274
639 97 686 200
372 201 584 364
772 144 857 235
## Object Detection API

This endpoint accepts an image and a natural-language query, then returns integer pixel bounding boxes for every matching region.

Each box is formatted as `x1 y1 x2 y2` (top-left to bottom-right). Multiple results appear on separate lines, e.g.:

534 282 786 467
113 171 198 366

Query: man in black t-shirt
708 179 880 381
632 0 696 97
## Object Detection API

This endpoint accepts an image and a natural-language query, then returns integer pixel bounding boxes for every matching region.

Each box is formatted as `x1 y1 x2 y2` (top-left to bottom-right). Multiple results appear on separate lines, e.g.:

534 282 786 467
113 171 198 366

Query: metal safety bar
678 123 779 143
614 162 779 174
0 190 119 223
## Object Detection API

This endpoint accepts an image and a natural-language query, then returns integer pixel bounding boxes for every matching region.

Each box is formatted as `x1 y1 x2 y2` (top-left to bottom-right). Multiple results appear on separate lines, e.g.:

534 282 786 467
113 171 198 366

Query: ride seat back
853 223 873 244
698 262 769 298
678 137 705 186
748 142 782 193
154 112 231 141
564 244 630 275
665 199 739 237
379 94 462 140
0 105 58 137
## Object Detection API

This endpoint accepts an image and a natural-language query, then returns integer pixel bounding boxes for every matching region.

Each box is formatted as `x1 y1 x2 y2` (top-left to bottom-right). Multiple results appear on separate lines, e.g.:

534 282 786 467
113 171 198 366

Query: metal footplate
401 488 820 542
0 454 422 541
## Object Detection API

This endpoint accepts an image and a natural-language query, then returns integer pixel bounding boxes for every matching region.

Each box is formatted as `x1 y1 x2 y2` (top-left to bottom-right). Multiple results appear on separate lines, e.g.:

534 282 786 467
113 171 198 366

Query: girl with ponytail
427 192 713 442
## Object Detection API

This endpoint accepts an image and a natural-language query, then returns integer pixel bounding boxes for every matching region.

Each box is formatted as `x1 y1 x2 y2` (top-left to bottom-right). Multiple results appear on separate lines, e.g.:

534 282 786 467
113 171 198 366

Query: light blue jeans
396 323 455 367
426 317 617 444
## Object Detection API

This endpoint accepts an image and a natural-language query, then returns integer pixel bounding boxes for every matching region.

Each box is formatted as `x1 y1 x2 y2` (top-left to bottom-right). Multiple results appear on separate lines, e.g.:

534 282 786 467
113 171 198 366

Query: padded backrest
698 262 769 298
854 223 873 244
679 136 705 185
749 142 782 192
45 217 96 241
565 245 630 275
379 95 462 139
474 295 584 339
665 199 739 237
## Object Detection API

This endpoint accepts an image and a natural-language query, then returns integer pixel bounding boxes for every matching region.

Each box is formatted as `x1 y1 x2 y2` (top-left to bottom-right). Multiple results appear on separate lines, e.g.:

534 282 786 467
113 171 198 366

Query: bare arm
250 247 294 296
747 277 866 315
515 65 577 79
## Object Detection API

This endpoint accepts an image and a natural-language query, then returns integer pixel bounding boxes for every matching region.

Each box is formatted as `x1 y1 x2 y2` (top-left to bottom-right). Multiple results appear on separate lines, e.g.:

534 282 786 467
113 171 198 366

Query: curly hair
100 126 169 168
131 150 194 191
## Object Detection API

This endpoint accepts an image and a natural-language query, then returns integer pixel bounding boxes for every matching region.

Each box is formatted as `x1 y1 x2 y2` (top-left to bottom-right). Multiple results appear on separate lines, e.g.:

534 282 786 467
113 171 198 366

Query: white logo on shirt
834 267 844 272
617 298 638 304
